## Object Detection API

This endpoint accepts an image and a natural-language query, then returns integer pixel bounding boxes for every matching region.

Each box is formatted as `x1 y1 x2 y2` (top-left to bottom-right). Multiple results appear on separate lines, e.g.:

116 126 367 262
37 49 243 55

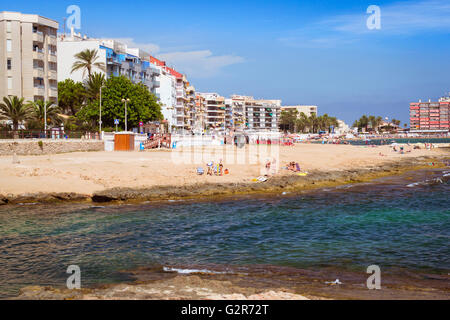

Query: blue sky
4 0 450 125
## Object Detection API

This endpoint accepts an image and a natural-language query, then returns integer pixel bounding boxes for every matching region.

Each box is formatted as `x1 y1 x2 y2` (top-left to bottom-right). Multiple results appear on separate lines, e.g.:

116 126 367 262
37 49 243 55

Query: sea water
0 168 448 298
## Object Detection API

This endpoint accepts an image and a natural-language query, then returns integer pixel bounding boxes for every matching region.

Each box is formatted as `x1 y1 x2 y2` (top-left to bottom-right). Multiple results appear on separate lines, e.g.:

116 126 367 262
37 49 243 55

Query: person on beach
265 160 271 175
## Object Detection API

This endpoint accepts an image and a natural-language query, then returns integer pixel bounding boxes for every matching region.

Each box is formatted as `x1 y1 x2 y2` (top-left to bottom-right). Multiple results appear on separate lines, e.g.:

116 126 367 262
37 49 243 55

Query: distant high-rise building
410 98 450 133
0 11 59 103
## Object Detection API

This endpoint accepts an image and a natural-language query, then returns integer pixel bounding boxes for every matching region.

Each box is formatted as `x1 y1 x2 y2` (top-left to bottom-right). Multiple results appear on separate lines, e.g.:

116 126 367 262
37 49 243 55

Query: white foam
406 182 420 187
163 267 227 275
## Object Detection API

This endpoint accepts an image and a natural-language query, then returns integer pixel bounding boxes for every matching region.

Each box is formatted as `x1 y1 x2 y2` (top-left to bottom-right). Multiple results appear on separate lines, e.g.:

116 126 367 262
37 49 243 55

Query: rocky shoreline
14 267 449 300
0 155 447 206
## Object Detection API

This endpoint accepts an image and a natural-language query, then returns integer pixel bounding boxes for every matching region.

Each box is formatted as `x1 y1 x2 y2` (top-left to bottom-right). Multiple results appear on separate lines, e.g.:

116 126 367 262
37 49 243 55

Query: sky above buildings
4 0 450 125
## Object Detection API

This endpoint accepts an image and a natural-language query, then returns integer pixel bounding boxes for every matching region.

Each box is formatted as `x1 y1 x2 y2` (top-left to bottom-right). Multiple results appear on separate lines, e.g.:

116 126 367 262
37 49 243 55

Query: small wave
406 182 421 188
406 176 447 187
163 266 228 275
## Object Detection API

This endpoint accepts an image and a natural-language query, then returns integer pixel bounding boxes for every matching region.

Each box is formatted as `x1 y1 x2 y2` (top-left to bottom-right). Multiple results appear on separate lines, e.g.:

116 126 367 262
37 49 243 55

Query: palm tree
328 116 339 133
0 96 34 130
375 116 383 130
279 109 298 132
84 72 106 101
368 115 376 131
71 49 106 79
29 100 62 130
296 112 309 133
308 113 319 133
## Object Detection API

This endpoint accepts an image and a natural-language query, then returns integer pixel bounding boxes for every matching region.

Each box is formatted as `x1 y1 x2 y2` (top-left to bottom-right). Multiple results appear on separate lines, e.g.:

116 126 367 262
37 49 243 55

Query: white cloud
330 0 450 34
110 37 160 54
157 50 245 78
104 38 244 78
279 0 450 48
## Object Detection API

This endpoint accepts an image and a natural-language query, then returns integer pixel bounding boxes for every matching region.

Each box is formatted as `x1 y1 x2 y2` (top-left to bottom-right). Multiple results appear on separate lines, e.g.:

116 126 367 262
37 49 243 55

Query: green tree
279 109 298 132
58 79 87 115
71 49 106 79
29 100 62 130
353 115 370 132
76 76 163 130
0 96 34 130
295 112 309 133
84 72 106 101
308 113 320 133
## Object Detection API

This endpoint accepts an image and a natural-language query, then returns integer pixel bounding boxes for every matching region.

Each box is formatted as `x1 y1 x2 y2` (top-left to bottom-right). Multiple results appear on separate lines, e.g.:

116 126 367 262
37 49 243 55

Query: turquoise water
0 169 449 298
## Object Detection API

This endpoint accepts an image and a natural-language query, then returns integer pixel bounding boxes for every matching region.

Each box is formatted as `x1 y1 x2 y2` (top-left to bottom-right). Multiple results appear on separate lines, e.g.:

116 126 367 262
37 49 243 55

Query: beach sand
0 144 447 202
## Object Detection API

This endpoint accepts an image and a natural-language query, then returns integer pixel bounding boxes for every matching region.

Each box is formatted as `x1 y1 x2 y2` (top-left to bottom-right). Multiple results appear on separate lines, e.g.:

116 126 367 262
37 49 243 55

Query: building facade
410 98 450 133
197 93 226 130
0 11 58 103
245 97 281 131
58 32 160 95
280 105 318 117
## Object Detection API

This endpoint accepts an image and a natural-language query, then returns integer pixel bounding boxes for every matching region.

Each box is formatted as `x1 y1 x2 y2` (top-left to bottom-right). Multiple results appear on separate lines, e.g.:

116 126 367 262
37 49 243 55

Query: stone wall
0 139 104 156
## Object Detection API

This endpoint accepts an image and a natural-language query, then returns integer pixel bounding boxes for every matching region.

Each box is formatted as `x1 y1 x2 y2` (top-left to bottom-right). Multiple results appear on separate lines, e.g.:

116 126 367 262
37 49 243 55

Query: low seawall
0 139 104 156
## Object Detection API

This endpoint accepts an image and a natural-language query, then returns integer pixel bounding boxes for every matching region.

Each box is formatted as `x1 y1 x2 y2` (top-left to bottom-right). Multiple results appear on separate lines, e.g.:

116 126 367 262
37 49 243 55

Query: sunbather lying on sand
287 162 301 172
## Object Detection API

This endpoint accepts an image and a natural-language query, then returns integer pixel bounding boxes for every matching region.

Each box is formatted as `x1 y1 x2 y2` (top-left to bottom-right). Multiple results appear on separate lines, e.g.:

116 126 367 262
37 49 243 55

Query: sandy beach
0 143 448 204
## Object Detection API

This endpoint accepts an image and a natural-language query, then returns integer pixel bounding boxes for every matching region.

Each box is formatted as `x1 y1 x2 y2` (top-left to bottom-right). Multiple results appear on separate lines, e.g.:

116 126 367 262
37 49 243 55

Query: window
6 40 12 52
7 59 11 70
6 21 11 33
7 77 12 90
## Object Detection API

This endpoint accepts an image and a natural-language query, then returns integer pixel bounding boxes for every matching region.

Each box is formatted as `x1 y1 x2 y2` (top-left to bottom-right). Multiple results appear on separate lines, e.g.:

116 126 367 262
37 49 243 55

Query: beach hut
114 132 135 151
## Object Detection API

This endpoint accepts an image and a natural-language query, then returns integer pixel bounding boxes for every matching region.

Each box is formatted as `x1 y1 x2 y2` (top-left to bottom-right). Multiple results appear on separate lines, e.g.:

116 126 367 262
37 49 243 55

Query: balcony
34 85 45 96
48 70 57 80
153 80 160 88
48 52 57 63
48 35 57 46
33 31 44 43
33 50 44 61
48 87 58 97
33 67 44 78
107 57 121 65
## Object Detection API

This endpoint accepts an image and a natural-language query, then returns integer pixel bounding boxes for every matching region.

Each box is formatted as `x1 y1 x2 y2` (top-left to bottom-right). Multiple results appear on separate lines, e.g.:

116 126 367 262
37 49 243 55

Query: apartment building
280 105 318 117
230 95 246 130
58 32 160 95
197 93 226 129
174 75 189 132
195 95 206 132
149 56 179 128
245 98 281 132
185 83 196 130
410 97 450 133
0 11 58 103
229 95 281 132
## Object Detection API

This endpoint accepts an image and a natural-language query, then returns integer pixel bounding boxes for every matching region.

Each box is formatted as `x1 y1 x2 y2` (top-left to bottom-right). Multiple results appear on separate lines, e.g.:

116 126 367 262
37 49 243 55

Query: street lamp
121 98 130 132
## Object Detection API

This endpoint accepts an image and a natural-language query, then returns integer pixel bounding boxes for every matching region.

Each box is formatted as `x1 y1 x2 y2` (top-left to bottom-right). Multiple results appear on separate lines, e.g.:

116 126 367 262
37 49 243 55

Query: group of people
198 161 229 176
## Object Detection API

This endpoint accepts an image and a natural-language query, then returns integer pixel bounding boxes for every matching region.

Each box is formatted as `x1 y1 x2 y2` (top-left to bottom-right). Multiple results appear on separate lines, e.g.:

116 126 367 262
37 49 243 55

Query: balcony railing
33 86 45 96
33 31 44 43
33 67 44 78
